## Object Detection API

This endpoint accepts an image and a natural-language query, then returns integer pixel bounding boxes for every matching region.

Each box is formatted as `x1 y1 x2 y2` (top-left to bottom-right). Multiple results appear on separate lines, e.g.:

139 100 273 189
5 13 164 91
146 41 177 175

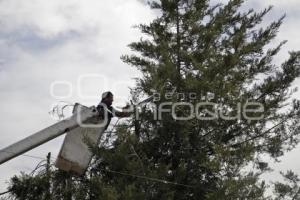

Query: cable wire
0 189 11 196
0 150 55 162
104 169 194 188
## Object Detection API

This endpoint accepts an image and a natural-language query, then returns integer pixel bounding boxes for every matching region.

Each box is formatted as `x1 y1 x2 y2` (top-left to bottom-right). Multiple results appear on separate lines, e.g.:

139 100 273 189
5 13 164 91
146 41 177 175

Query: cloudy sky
0 0 299 192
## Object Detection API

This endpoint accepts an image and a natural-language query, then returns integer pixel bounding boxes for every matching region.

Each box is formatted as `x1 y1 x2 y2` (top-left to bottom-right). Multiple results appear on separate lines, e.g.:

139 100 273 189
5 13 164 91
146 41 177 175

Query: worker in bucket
97 91 131 130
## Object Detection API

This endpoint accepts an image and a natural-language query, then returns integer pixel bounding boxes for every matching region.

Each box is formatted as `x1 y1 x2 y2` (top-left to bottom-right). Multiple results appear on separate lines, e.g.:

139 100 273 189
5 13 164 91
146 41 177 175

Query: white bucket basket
55 103 105 175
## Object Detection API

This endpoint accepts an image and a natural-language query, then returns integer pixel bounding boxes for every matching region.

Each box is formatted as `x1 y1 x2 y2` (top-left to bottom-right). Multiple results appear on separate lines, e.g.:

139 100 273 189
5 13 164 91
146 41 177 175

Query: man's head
101 91 114 106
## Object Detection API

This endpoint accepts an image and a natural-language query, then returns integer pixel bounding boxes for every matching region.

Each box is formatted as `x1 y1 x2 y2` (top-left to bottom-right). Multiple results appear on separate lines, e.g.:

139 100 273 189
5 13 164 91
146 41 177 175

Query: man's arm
115 111 131 118
114 105 132 118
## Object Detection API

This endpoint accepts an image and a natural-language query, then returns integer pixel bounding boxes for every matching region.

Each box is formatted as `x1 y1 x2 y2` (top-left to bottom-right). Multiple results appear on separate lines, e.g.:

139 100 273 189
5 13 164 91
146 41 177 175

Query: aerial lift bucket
55 103 106 175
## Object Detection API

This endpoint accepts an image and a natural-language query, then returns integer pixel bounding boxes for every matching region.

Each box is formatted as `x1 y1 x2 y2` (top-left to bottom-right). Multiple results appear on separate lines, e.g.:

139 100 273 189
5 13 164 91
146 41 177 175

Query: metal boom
0 106 98 165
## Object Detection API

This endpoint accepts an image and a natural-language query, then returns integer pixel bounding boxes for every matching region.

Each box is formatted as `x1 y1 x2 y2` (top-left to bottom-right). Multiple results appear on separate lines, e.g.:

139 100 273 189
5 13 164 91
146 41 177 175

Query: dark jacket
96 100 116 130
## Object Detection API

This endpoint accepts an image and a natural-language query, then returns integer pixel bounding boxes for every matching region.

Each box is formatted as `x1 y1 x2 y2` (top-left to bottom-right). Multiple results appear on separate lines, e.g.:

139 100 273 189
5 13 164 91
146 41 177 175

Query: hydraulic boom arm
0 106 98 165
